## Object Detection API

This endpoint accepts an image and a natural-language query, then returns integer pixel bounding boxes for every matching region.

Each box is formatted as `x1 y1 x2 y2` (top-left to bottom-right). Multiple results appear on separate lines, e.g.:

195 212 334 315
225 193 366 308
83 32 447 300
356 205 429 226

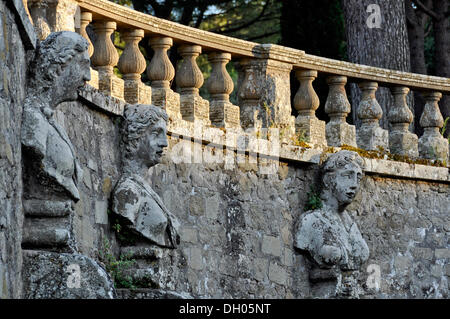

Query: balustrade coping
78 84 449 184
76 0 450 93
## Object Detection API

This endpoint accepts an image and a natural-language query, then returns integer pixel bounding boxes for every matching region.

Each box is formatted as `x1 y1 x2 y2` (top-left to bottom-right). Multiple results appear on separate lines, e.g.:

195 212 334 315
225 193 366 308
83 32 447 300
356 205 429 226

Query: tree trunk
432 0 450 134
342 0 412 132
405 0 430 136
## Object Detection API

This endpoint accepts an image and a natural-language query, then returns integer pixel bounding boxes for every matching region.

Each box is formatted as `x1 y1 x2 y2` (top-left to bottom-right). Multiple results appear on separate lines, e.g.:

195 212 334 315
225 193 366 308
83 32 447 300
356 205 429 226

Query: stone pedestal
209 100 240 129
152 87 182 122
357 122 389 151
124 79 151 104
180 94 211 126
296 116 327 147
419 128 449 162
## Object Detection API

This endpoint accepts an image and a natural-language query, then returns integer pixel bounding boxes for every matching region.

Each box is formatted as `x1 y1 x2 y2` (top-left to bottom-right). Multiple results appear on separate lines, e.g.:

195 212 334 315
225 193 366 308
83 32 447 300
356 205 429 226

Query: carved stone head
122 104 169 169
321 151 364 207
29 31 91 105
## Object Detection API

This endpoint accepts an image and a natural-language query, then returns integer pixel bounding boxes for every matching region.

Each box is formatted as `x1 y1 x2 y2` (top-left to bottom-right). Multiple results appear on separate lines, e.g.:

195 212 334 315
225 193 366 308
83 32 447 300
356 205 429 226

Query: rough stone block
210 100 240 129
326 121 356 147
181 227 198 244
262 235 282 257
98 71 124 100
124 80 151 104
94 200 108 225
180 94 211 125
389 130 419 158
419 133 449 162
268 262 287 285
295 116 326 147
412 247 433 260
22 250 115 299
357 125 389 151
435 249 450 259
189 247 204 271
152 88 182 122
254 258 268 282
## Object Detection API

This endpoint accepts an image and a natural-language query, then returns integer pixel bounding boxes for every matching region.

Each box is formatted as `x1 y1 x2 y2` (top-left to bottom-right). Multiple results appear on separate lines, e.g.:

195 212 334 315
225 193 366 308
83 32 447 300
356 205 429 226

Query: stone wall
0 0 32 298
54 94 449 298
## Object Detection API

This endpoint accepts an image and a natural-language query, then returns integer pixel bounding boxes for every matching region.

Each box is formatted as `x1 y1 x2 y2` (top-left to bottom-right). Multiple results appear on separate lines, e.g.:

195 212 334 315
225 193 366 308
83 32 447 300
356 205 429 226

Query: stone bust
295 151 369 272
21 31 91 201
112 104 180 248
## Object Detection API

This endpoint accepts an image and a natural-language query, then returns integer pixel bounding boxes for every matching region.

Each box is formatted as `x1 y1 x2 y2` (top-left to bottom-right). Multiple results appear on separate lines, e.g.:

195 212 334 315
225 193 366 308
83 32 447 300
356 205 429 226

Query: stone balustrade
26 0 450 165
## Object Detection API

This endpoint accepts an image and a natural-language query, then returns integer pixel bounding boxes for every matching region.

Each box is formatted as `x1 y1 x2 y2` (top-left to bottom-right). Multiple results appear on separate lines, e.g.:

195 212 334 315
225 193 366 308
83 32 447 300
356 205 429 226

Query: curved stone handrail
75 0 450 92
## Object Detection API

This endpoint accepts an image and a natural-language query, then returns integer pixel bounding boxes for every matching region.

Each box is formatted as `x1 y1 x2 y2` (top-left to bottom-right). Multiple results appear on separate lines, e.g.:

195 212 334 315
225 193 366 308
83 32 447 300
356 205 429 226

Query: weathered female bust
21 31 91 201
295 150 369 271
112 104 180 248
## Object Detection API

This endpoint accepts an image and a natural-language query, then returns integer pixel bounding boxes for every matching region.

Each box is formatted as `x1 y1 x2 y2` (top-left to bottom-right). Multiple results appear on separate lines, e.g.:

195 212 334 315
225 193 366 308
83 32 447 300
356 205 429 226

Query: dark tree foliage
280 0 346 122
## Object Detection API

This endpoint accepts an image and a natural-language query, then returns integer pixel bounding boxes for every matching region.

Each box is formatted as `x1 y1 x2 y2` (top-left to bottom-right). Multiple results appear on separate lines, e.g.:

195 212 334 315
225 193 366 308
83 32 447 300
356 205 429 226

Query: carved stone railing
26 0 450 167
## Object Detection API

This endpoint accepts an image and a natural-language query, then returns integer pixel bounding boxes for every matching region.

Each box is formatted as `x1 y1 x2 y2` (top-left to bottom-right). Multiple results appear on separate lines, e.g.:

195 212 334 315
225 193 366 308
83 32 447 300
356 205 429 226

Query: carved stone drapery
294 70 326 146
91 20 123 99
388 87 418 157
147 37 181 122
118 28 151 104
176 44 210 125
324 76 356 147
418 92 449 161
356 82 389 151
206 52 240 128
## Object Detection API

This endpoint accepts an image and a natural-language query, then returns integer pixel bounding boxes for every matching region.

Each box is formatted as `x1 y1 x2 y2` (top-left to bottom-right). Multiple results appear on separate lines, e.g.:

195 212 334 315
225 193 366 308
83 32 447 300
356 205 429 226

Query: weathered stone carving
294 150 369 297
22 31 90 204
20 31 115 298
112 104 180 248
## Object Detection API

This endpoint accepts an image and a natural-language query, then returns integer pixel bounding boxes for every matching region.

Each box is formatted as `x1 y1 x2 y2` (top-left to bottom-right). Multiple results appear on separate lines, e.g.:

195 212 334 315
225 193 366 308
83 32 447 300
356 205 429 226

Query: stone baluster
294 70 326 146
118 29 151 104
356 81 389 151
206 52 240 128
418 92 449 161
79 11 94 57
388 87 418 157
176 44 210 125
324 76 356 147
238 58 262 131
147 37 181 121
91 21 124 99
78 11 98 89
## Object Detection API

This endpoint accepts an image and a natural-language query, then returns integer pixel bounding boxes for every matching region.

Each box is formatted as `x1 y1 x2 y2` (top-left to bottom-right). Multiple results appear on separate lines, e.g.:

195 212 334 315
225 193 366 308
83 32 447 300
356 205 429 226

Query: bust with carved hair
21 31 91 201
112 104 180 248
295 150 369 273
